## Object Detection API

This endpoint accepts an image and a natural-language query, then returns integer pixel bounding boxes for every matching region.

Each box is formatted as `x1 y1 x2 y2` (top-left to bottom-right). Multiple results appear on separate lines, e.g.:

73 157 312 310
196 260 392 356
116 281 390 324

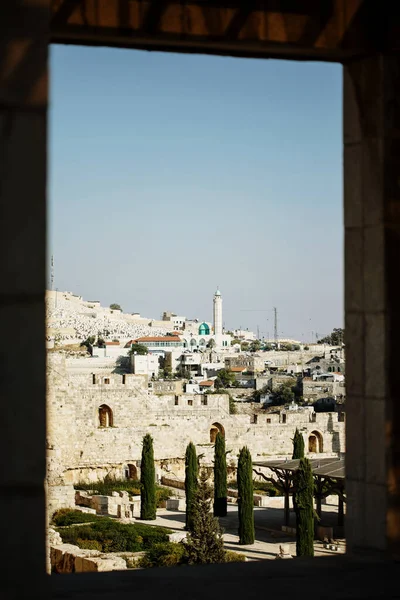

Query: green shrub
76 538 102 551
75 476 170 501
74 477 141 497
138 555 153 569
144 542 187 568
225 550 246 562
125 557 141 569
252 480 281 496
156 487 173 508
52 509 101 526
56 520 171 553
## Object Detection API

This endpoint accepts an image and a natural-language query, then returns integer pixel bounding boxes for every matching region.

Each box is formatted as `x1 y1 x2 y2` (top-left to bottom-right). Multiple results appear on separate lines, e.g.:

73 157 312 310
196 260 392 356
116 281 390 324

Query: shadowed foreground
51 556 397 599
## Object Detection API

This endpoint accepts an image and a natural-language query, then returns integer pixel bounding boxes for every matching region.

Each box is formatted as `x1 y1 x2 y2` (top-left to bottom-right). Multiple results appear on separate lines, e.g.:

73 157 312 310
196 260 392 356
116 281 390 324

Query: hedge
57 518 171 553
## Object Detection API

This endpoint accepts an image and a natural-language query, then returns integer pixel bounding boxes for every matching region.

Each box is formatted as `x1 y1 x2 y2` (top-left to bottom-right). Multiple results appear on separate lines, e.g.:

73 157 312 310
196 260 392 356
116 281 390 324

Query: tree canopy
317 328 344 346
184 470 225 564
249 340 261 353
213 432 227 517
237 447 255 545
140 434 156 520
271 380 295 405
185 442 198 531
293 458 314 557
110 303 122 311
129 343 149 356
292 428 305 459
215 369 236 389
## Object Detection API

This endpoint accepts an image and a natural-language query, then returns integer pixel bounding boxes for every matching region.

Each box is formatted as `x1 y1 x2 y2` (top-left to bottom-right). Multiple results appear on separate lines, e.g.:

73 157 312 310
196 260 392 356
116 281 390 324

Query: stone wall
303 379 346 402
47 354 345 512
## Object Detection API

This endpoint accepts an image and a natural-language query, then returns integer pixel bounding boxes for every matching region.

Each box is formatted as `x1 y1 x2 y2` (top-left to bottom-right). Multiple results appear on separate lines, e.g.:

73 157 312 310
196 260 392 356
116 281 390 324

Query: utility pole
273 307 278 344
257 325 260 339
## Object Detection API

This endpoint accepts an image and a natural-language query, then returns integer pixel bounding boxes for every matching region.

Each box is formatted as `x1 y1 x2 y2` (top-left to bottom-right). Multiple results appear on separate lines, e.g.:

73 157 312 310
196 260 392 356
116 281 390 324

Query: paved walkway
140 503 345 561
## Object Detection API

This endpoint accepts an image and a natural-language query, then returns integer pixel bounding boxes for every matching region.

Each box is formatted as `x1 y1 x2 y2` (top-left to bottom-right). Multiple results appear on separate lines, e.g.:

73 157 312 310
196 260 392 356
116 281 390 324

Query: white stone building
131 353 159 378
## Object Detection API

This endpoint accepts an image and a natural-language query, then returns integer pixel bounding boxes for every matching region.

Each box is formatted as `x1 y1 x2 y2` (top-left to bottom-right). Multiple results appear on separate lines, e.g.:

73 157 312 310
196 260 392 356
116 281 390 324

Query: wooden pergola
253 458 345 527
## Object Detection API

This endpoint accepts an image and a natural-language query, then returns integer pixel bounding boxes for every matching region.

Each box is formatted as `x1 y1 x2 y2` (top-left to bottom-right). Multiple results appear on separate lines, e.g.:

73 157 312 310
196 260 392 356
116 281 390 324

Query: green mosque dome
198 322 210 335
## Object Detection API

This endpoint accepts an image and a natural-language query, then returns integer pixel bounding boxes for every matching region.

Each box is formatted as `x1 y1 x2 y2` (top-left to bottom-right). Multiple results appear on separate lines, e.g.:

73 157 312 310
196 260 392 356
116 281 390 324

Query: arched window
308 430 323 453
210 422 225 443
98 404 113 427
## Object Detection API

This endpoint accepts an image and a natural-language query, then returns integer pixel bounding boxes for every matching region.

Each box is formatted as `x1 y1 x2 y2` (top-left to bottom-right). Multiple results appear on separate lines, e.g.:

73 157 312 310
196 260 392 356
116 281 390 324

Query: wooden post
316 495 322 520
338 494 344 526
284 489 290 526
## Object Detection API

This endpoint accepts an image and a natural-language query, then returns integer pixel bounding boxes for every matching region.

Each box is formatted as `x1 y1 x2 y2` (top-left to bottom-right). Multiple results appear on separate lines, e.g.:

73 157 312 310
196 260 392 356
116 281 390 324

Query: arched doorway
210 422 225 443
98 404 113 427
308 430 323 453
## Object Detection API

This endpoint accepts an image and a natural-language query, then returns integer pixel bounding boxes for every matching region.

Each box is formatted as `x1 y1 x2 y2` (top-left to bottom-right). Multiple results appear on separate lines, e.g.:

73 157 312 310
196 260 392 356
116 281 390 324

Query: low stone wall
161 476 185 490
51 543 127 573
75 490 141 518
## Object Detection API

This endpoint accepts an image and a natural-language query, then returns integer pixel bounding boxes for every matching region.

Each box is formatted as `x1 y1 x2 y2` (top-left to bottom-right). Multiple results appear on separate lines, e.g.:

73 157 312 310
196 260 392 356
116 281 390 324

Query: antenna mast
50 255 54 291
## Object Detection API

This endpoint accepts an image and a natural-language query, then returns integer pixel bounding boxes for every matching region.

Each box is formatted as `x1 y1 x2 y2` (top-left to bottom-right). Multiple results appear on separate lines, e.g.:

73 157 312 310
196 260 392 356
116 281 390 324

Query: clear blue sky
49 46 343 342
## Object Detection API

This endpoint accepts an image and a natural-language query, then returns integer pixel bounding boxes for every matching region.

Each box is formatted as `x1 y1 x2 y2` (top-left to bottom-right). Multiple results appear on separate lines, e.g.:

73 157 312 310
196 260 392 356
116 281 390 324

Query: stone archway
210 422 225 443
126 464 137 480
308 430 323 453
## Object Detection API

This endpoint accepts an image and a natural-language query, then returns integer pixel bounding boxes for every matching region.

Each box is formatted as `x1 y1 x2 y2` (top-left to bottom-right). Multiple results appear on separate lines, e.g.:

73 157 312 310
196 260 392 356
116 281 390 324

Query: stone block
344 144 363 228
166 498 185 511
343 67 362 144
362 140 384 227
0 301 46 486
363 226 385 311
346 480 366 553
344 313 364 397
365 398 386 485
364 483 387 551
344 57 383 141
76 555 127 573
345 395 365 482
51 545 80 574
76 506 97 515
365 312 386 400
0 111 47 295
344 228 364 312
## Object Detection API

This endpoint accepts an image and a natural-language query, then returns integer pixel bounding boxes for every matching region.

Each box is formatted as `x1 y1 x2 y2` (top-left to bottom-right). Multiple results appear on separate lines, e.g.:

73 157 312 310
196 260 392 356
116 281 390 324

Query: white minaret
213 287 223 348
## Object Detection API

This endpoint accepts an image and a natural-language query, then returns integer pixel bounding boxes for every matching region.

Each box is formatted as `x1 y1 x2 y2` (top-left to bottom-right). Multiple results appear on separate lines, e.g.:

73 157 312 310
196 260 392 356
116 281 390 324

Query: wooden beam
49 0 392 63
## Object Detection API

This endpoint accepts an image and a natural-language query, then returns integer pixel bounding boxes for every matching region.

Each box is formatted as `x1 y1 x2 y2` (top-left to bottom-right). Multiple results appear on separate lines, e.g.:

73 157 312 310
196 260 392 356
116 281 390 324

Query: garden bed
53 509 172 553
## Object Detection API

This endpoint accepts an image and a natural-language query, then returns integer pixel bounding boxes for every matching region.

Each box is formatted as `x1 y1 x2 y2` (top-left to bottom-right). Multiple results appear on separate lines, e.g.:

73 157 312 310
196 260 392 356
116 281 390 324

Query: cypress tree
185 442 198 531
237 446 255 545
293 457 314 557
140 434 156 520
214 432 227 517
292 428 305 459
184 469 226 564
